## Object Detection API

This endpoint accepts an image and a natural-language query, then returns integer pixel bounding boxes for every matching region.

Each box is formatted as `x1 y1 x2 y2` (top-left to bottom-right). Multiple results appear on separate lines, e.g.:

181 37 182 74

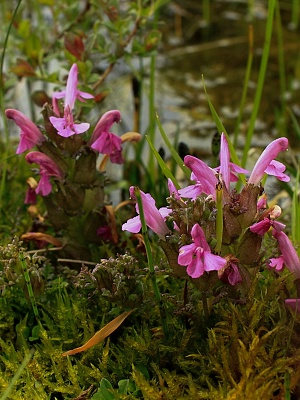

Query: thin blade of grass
146 135 180 190
1 348 35 400
19 253 39 319
202 77 246 184
134 186 168 339
287 107 300 140
241 0 276 168
292 166 300 251
233 24 254 147
156 113 190 179
215 180 223 254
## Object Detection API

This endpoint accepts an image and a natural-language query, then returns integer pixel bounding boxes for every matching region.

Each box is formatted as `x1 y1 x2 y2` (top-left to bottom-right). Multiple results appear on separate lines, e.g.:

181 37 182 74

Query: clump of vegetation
1 1 300 399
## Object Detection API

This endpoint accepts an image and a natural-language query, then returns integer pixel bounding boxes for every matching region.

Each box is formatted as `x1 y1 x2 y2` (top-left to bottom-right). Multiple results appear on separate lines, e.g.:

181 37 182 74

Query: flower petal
203 252 226 272
178 243 196 266
122 215 142 233
186 256 205 278
248 137 289 185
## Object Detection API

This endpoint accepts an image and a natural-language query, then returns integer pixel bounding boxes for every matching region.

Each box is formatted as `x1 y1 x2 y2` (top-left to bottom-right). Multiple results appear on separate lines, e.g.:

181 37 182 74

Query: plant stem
134 186 168 339
233 24 253 147
241 0 276 169
215 180 223 254
1 348 35 400
0 0 23 206
19 253 39 319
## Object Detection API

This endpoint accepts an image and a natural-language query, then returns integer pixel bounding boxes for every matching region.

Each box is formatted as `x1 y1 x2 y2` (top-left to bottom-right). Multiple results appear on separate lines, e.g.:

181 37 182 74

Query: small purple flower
269 255 285 272
270 230 300 278
122 187 170 239
25 151 64 196
50 64 93 137
180 133 248 199
250 205 286 236
250 219 286 236
50 106 90 138
215 133 249 189
248 138 289 185
89 110 123 163
179 157 217 199
52 63 94 115
178 223 226 278
218 256 242 286
285 299 300 313
5 109 45 154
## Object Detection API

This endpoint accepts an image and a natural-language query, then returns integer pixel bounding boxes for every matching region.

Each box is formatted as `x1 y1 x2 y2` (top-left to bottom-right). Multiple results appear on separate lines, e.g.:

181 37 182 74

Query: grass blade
156 113 190 179
146 135 180 190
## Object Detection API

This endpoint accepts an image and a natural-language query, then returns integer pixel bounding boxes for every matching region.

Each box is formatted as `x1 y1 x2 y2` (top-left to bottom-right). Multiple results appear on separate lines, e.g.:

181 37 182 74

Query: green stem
1 348 35 400
275 0 287 134
147 55 156 183
202 292 209 319
0 0 23 206
241 0 276 168
134 187 168 339
19 253 39 319
233 24 253 147
215 180 223 254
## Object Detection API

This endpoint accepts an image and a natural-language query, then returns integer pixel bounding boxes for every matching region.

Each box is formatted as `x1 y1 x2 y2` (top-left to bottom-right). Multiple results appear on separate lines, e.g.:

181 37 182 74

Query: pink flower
50 64 92 137
250 219 286 236
25 151 64 196
248 138 289 185
257 194 267 210
178 223 226 278
50 106 90 138
5 109 45 154
250 205 286 235
179 133 248 199
269 255 285 272
179 157 217 199
218 256 242 286
270 230 300 278
285 299 300 313
122 187 170 239
215 133 249 189
89 110 123 164
52 63 94 115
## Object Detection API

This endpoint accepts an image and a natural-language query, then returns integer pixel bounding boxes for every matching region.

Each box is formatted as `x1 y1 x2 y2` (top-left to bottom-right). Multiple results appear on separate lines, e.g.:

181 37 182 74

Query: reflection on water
153 1 300 156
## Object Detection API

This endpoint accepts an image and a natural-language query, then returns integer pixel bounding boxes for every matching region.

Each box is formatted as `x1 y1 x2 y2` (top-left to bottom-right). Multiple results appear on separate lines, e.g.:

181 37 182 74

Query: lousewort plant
122 133 300 316
4 63 300 399
6 63 141 262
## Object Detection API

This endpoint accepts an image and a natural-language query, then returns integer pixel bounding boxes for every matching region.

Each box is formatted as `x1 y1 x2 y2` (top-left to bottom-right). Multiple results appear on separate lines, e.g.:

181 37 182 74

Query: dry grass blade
21 232 62 247
62 310 134 356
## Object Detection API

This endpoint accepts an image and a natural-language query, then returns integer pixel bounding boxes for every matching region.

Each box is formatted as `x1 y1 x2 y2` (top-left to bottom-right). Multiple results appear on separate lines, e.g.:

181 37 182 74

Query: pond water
107 1 300 163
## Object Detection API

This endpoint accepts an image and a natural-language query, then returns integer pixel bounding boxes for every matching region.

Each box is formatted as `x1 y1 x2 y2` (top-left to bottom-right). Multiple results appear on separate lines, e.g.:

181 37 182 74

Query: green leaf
118 379 130 394
91 378 115 400
146 135 180 190
156 113 190 180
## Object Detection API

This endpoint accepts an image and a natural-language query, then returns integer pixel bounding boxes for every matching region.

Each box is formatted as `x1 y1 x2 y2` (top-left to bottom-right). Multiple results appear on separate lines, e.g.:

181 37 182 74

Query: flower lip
178 223 226 278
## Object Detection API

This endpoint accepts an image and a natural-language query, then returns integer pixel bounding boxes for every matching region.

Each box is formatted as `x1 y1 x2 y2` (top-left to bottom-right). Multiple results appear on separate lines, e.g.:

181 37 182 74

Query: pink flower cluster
5 63 126 200
122 133 297 294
